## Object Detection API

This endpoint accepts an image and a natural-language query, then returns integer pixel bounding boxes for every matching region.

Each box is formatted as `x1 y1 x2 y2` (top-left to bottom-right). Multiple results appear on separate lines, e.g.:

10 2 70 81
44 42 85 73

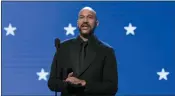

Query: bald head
79 7 96 18
77 6 99 37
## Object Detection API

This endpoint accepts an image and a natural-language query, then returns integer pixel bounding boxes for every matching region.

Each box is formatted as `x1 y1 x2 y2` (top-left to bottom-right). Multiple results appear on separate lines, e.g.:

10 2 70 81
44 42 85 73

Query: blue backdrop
2 1 175 96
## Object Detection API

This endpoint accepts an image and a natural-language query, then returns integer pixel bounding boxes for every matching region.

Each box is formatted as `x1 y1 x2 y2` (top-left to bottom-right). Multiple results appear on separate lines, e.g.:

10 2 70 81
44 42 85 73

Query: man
48 6 118 96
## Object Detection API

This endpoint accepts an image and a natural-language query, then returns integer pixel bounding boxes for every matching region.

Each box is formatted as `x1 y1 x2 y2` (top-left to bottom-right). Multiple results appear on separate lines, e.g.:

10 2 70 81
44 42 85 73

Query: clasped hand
64 72 86 86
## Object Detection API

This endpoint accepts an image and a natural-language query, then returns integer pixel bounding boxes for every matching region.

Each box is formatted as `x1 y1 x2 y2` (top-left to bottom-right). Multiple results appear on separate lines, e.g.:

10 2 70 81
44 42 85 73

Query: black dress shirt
76 36 89 75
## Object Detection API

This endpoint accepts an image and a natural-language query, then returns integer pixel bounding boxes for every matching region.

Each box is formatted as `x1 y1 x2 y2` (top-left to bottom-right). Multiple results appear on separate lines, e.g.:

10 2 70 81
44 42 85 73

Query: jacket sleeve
84 48 118 95
47 51 68 92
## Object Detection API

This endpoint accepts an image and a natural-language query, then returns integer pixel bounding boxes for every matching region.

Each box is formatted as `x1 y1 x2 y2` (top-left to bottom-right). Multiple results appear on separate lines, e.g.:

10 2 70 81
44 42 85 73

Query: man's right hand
64 72 86 86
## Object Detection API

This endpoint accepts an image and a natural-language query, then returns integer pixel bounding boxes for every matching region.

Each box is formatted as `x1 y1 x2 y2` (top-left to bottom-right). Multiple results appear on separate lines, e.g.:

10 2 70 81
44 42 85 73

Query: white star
64 23 76 36
4 23 17 36
157 68 169 80
36 68 49 81
124 23 137 35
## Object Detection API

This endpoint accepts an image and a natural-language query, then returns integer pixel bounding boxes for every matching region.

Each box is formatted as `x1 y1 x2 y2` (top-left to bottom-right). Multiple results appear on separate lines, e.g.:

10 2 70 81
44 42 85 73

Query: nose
83 17 88 22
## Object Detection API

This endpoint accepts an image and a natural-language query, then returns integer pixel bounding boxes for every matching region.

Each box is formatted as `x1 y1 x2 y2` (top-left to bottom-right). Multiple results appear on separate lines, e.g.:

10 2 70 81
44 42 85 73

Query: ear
96 20 99 26
77 20 78 27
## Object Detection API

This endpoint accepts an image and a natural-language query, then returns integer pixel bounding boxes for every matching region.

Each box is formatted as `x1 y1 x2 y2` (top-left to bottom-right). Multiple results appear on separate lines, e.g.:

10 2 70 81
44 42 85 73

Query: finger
65 78 69 82
81 83 85 86
66 77 80 84
65 78 71 82
65 77 74 83
68 72 73 77
79 80 85 86
70 78 78 84
73 79 81 85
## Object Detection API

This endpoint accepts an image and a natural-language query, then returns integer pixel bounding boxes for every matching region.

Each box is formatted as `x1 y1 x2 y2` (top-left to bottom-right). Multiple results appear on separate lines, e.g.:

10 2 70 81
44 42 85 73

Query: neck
79 35 88 42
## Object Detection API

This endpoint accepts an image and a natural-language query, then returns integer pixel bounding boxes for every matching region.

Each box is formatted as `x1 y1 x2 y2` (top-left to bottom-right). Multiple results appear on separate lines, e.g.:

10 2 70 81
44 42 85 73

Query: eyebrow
79 14 94 17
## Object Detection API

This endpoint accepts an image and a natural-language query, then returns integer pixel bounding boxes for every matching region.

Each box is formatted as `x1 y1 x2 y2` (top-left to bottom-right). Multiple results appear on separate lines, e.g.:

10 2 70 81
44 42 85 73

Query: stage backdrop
2 1 175 96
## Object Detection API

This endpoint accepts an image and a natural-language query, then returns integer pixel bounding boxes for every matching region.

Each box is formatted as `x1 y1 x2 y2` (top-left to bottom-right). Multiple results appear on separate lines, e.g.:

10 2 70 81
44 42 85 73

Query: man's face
77 9 98 36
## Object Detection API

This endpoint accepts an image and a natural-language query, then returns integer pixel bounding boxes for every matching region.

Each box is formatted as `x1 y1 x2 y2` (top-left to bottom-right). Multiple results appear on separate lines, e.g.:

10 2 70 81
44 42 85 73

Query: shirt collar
76 34 97 45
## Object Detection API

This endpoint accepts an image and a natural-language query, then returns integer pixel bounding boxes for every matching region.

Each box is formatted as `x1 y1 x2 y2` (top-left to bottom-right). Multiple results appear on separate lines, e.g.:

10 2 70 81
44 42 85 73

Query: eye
79 16 84 19
88 15 94 19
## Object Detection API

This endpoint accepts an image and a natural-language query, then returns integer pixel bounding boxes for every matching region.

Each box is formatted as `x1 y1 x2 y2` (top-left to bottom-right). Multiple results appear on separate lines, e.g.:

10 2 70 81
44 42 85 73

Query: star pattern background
2 1 175 96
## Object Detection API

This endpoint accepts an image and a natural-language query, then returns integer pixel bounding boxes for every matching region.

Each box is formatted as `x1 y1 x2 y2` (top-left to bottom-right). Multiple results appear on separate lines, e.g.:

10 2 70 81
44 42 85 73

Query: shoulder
97 40 116 55
98 40 114 51
97 40 116 57
60 37 76 47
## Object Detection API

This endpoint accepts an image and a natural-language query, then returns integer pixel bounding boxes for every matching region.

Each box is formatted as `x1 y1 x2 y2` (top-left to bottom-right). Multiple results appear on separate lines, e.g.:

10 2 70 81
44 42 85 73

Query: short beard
79 27 96 38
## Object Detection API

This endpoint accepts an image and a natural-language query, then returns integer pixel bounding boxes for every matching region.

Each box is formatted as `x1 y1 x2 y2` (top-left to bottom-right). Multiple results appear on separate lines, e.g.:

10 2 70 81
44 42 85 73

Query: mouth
81 24 90 30
82 26 89 29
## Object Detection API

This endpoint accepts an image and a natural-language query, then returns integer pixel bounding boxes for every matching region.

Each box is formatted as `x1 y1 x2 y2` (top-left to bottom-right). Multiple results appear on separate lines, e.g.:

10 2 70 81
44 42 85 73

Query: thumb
68 72 73 77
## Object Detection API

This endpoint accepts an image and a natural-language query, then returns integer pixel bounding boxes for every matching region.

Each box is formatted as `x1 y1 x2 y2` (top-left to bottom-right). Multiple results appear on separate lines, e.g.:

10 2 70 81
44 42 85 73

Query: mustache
81 23 90 27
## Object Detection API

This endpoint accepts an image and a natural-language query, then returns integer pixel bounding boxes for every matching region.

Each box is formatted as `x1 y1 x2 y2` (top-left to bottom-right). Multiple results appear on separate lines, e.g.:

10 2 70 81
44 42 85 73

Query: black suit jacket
48 35 118 96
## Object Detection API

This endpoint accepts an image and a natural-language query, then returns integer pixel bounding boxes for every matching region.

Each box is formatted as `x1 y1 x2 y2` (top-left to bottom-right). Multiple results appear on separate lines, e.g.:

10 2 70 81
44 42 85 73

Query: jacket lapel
70 35 99 77
69 41 80 77
77 41 97 77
